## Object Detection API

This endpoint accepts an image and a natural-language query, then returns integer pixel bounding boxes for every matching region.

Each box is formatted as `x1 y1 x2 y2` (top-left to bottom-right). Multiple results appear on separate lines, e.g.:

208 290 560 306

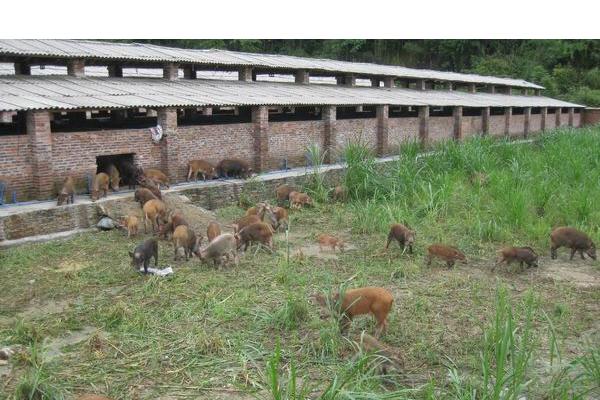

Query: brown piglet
187 160 216 181
494 246 538 271
312 287 394 337
91 173 110 201
426 244 467 269
120 215 139 238
207 221 222 243
385 224 415 254
550 226 596 261
289 191 313 209
143 168 170 189
134 188 157 207
142 199 168 234
172 225 202 261
317 234 345 252
275 184 296 205
57 176 75 206
232 214 261 234
158 212 188 239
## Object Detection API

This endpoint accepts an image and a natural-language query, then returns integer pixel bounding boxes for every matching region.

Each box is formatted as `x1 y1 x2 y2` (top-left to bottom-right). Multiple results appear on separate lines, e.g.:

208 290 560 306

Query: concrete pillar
504 107 512 137
468 83 476 93
26 110 53 200
370 77 380 87
238 66 253 82
415 79 426 90
507 87 513 96
568 107 574 127
202 107 212 116
323 106 336 163
252 106 269 172
383 77 395 88
108 65 123 78
541 107 548 131
295 70 309 84
555 107 562 127
376 105 389 156
482 107 490 135
158 108 180 181
524 107 531 138
14 62 31 75
67 59 85 77
488 85 496 94
453 106 463 140
418 106 429 146
163 63 179 80
183 66 197 79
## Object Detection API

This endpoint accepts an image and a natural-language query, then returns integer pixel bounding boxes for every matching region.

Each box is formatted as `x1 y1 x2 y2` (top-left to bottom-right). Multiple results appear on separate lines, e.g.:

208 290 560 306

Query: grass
1 127 599 399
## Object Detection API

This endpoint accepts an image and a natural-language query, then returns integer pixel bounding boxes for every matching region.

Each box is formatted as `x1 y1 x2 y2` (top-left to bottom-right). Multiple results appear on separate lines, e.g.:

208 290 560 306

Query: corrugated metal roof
0 39 544 90
0 75 580 112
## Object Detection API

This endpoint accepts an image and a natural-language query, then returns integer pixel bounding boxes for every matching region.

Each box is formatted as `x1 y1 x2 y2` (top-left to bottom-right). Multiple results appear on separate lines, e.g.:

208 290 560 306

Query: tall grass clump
343 142 385 200
305 143 330 203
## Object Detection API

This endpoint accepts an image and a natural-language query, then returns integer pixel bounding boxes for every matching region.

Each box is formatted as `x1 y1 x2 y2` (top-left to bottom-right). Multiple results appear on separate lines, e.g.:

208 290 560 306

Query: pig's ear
129 251 134 258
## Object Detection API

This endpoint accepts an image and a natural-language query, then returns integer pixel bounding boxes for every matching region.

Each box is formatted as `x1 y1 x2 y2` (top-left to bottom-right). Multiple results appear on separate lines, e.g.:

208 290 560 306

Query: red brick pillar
202 107 212 116
239 66 253 82
295 70 309 84
541 107 548 131
376 105 389 156
370 77 380 87
163 63 179 80
453 106 463 140
67 59 85 77
14 62 31 75
108 65 123 77
504 107 512 137
158 108 180 182
482 107 490 135
418 106 429 146
252 106 269 172
27 110 54 200
323 106 336 163
524 107 531 138
568 107 574 127
383 77 394 88
555 107 562 127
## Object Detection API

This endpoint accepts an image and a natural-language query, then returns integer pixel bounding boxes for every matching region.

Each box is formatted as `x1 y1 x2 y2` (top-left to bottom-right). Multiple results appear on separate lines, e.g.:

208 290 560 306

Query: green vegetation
125 39 600 106
1 127 600 399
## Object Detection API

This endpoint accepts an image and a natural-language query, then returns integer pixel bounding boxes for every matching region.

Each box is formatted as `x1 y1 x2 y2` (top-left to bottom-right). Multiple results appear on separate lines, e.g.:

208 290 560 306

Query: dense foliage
125 39 600 106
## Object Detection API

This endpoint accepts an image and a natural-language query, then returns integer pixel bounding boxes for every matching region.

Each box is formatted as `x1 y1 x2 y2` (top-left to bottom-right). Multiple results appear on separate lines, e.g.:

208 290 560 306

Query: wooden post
453 106 463 140
504 107 512 137
418 106 429 146
323 106 336 163
376 105 389 156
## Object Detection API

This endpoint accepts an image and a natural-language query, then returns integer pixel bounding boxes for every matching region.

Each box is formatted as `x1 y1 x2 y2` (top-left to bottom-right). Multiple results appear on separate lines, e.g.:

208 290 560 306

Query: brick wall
0 135 33 202
388 117 419 151
335 118 377 157
489 115 505 136
546 112 557 130
428 116 453 142
560 112 569 126
509 115 525 136
176 123 254 177
530 113 542 133
573 112 581 127
583 108 600 126
462 116 483 137
268 120 325 169
52 128 163 191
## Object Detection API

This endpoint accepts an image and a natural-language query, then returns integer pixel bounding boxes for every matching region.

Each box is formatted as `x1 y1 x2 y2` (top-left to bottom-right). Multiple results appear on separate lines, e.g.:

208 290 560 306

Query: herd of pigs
53 157 597 363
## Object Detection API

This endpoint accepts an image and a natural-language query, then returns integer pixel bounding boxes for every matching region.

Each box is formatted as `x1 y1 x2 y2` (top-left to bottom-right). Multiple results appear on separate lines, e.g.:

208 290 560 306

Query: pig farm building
0 39 592 209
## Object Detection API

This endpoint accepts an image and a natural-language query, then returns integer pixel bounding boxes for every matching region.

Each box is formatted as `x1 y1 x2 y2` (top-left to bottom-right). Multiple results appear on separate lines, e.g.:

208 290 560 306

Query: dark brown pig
271 206 288 231
118 160 144 189
494 246 538 271
158 212 188 239
57 176 75 206
187 159 216 181
385 223 415 254
231 214 261 233
91 173 110 201
129 238 158 274
172 225 202 261
550 227 596 260
216 158 253 179
138 175 162 199
275 184 296 205
134 188 157 207
311 287 394 337
426 244 467 269
236 222 274 251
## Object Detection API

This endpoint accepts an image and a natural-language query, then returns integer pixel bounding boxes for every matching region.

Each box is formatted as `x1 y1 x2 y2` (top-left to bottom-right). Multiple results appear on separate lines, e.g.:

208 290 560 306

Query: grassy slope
1 127 599 399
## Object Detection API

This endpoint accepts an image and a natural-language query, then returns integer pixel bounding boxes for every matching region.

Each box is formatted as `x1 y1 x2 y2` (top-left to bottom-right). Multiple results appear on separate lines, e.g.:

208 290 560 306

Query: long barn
0 39 589 202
